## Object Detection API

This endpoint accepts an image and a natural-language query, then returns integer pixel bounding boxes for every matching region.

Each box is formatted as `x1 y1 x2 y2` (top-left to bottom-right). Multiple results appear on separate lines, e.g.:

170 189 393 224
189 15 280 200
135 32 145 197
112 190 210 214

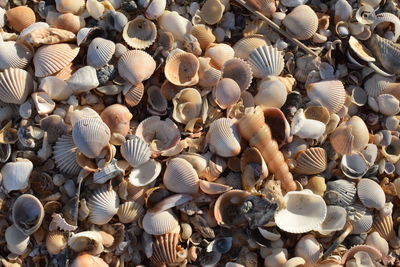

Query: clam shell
122 16 157 49
340 152 369 179
34 43 80 77
118 50 156 85
158 11 192 41
87 37 116 68
205 43 235 69
315 205 347 234
150 233 179 265
191 24 216 50
46 11 85 34
163 157 200 194
212 78 241 109
275 190 327 233
214 190 251 228
145 0 166 20
165 49 199 86
306 80 346 114
222 58 253 91
198 57 222 87
6 6 36 32
233 35 269 60
377 94 400 116
100 104 133 137
70 253 108 267
39 76 73 101
254 79 287 108
366 232 389 256
53 135 81 175
124 83 145 107
70 107 102 126
68 231 104 255
0 68 33 104
290 109 326 139
172 88 202 123
142 209 179 235
370 13 400 42
117 201 145 223
294 147 327 175
0 41 33 70
357 179 385 209
46 231 67 255
324 179 356 207
206 118 241 157
120 135 151 167
147 85 168 116
5 225 29 255
304 105 330 125
294 234 321 264
200 0 225 25
87 187 119 225
1 160 33 193
369 34 400 75
55 0 85 14
362 74 394 98
67 66 99 94
247 45 284 78
304 176 326 196
72 118 111 159
282 5 318 40
12 194 44 235
128 159 161 186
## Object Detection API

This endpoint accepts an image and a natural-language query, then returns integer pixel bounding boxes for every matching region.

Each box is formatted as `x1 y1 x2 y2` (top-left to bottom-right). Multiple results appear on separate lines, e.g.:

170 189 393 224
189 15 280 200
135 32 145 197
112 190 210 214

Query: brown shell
6 6 36 32
124 83 145 107
165 50 199 86
294 147 327 175
150 233 180 266
371 214 397 241
0 68 33 105
100 104 133 137
191 24 216 50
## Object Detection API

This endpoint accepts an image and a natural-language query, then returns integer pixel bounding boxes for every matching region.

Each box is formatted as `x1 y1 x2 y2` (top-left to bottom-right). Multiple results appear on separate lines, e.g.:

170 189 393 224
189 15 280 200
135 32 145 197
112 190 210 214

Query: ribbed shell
120 135 151 167
68 231 104 255
87 187 119 225
142 209 179 235
5 225 29 255
324 179 356 207
357 179 385 209
306 80 346 114
371 214 396 240
222 58 253 91
6 6 36 32
282 5 318 40
150 233 179 266
207 118 241 157
165 50 199 86
233 35 269 60
369 34 400 75
124 83 145 107
370 13 400 42
72 118 111 158
117 201 145 223
118 50 156 85
46 231 67 255
1 160 33 193
0 41 33 70
163 158 199 194
70 107 102 127
351 211 373 234
123 16 157 49
191 24 216 50
247 45 284 78
87 37 116 68
294 147 327 175
34 43 80 77
363 74 394 97
200 0 225 25
53 135 81 175
12 194 44 235
0 68 33 104
294 234 321 264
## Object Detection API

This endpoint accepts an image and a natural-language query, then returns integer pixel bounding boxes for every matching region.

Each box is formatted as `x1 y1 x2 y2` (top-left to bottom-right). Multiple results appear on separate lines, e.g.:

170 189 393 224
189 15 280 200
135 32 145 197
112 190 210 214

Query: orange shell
6 6 36 32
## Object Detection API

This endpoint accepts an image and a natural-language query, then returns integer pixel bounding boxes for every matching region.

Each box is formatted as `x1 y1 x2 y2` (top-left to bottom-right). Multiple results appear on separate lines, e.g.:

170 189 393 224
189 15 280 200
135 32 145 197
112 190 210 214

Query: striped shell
191 24 216 50
371 214 397 241
0 41 33 70
351 210 374 234
34 43 80 77
324 179 357 207
87 187 119 225
123 16 157 49
369 34 400 75
5 225 29 255
117 201 145 223
87 37 116 68
363 74 394 97
1 160 33 193
124 83 145 107
53 135 81 175
198 57 222 87
233 35 269 60
163 158 199 194
46 231 67 255
357 179 385 209
222 58 253 91
306 80 346 114
72 118 111 158
165 50 199 86
282 5 318 40
294 147 327 175
247 45 284 78
70 107 102 126
150 233 180 266
142 209 179 235
120 135 151 167
0 68 33 104
118 50 156 85
206 118 241 157
12 194 44 235
6 6 36 32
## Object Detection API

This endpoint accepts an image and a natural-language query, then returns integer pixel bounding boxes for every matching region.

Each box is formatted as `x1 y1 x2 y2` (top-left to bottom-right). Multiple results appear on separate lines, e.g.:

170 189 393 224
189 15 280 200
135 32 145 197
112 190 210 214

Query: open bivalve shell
120 135 151 168
0 68 34 104
357 179 386 209
163 157 200 194
200 0 225 25
314 205 347 235
275 189 327 233
247 45 284 78
12 194 44 235
206 118 241 157
68 231 104 255
214 190 251 228
282 5 318 40
142 209 179 235
222 58 253 91
123 16 157 49
118 50 156 85
87 187 119 225
5 225 30 255
1 159 33 193
0 41 33 70
294 234 322 265
306 80 346 114
117 201 145 223
294 147 327 175
340 152 369 179
324 179 357 207
165 49 199 86
369 34 400 75
87 37 116 68
128 159 161 186
172 88 202 124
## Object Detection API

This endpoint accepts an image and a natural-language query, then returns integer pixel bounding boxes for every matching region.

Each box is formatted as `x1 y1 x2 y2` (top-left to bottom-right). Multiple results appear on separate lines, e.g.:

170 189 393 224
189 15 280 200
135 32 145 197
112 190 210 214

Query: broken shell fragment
172 88 202 124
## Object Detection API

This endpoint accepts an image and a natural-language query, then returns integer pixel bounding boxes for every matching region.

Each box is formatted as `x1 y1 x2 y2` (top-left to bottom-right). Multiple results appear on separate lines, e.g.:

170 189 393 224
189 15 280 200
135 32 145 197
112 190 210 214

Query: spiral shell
123 16 157 49
142 209 180 235
0 68 33 104
357 179 385 209
222 58 253 91
163 158 200 194
282 5 318 40
118 50 156 85
6 6 36 32
87 187 119 225
87 37 116 68
247 45 284 78
294 147 327 175
207 118 241 158
117 201 145 223
150 233 180 266
1 160 33 193
306 80 346 114
0 41 33 70
5 225 29 255
165 50 199 86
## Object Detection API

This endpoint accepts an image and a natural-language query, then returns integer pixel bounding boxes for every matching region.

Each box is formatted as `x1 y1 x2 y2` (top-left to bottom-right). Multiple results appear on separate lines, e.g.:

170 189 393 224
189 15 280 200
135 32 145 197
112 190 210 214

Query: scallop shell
145 0 166 20
46 231 67 255
0 68 33 104
142 209 179 235
351 210 374 234
70 253 108 267
6 6 36 32
294 147 327 175
117 201 145 223
282 5 318 40
315 205 347 234
158 11 192 41
247 45 284 78
53 135 81 175
172 88 202 124
150 233 179 266
191 24 216 50
362 74 394 98
212 78 241 110
72 118 111 159
233 35 269 60
68 231 104 255
163 157 200 194
370 13 400 42
369 34 400 75
34 43 80 77
118 50 156 85
87 187 119 225
122 16 157 49
294 234 322 265
5 225 29 255
87 37 116 68
206 118 241 157
306 80 346 114
254 79 287 108
200 0 225 25
371 214 397 241
124 83 145 107
205 43 235 69
324 179 357 207
198 57 222 87
357 179 385 209
1 160 33 193
55 0 85 14
120 135 151 168
275 190 327 233
0 41 33 70
128 159 161 186
248 0 276 17
100 104 133 137
165 50 199 86
221 58 253 91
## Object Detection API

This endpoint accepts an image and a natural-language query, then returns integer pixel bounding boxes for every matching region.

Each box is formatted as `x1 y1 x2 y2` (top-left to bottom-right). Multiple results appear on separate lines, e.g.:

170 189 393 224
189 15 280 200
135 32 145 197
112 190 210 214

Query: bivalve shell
357 179 385 209
172 88 202 124
68 231 104 255
206 118 241 157
118 50 156 85
198 57 221 87
247 45 284 78
124 83 144 107
142 209 179 235
55 0 85 14
233 35 269 60
158 11 192 41
46 11 85 34
117 201 144 223
53 135 81 175
70 253 108 267
294 147 327 175
205 43 235 69
306 80 346 114
0 68 33 104
200 0 225 25
145 0 166 20
369 34 400 75
150 233 180 266
165 49 199 86
46 231 67 255
254 79 287 108
6 6 36 32
377 94 400 116
1 160 33 193
324 179 356 207
163 158 200 194
120 135 151 168
222 58 253 91
282 5 318 40
5 225 29 255
39 76 73 101
366 232 389 255
370 12 400 42
340 152 369 179
294 234 322 265
122 16 157 49
315 205 347 234
87 37 116 68
87 187 119 225
191 24 216 50
100 104 133 137
128 159 161 186
0 41 33 70
212 78 241 110
12 194 44 235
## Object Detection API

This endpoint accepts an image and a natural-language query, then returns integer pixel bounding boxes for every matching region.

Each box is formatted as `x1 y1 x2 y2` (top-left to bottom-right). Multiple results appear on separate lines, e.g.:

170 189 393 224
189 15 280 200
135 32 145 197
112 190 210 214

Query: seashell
87 37 116 68
233 35 269 60
340 152 369 179
324 179 356 207
86 0 105 20
128 159 161 186
6 6 36 32
357 179 385 209
212 78 241 110
248 0 276 17
163 157 200 194
369 34 400 75
247 45 284 79
315 205 347 235
87 187 119 225
147 85 168 116
0 68 33 104
254 79 287 108
282 5 318 40
381 135 400 163
120 135 151 167
46 11 85 34
205 43 235 69
150 233 179 266
366 232 389 255
335 0 352 21
221 58 253 91
282 258 306 267
53 135 81 175
207 118 241 157
142 209 179 235
0 41 33 70
70 107 102 126
370 13 400 42
12 194 44 235
341 245 382 264
39 76 73 101
145 0 166 20
124 83 144 107
5 225 29 255
117 201 144 223
377 94 400 115
214 190 251 228
68 231 104 255
191 24 216 50
275 190 327 233
304 105 330 125
100 104 132 138
55 0 85 14
118 50 156 85
199 180 231 194
103 11 128 32
200 0 225 25
291 109 326 139
34 43 80 77
31 92 56 115
371 213 397 244
294 147 327 175
172 88 202 124
72 118 111 158
363 73 394 98
304 176 326 196
1 159 33 193
306 80 346 114
67 66 99 94
165 49 199 86
198 57 221 87
264 248 288 267
122 16 157 49
70 253 108 267
158 11 192 41
46 231 67 255
294 234 321 265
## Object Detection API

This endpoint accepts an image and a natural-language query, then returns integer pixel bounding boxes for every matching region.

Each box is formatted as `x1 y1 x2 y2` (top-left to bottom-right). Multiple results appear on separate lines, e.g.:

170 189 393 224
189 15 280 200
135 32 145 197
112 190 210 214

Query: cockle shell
117 201 145 223
340 152 369 179
294 234 322 265
128 159 161 186
205 43 235 69
100 104 133 137
369 34 400 75
191 24 216 50
212 78 241 110
163 157 200 194
335 0 352 21
12 194 44 235
351 211 374 234
304 105 330 125
70 253 108 267
172 88 202 124
370 12 400 42
53 135 81 175
87 37 116 68
206 118 241 157
46 231 67 255
0 41 33 70
87 187 119 225
247 45 284 78
363 74 394 98
200 0 225 25
124 83 144 107
150 233 180 266
6 6 36 32
39 76 73 101
315 205 347 234
294 147 327 175
233 35 269 60
324 179 356 207
255 79 288 108
70 107 102 126
145 0 166 20
306 80 346 114
122 16 157 49
67 66 99 94
55 0 85 14
248 0 276 17
357 179 385 209
158 11 192 41
118 50 156 85
0 68 33 104
142 209 180 235
46 11 85 34
5 225 29 255
198 57 222 87
222 58 253 91
1 159 33 193
120 135 151 168
165 49 199 86
282 5 318 40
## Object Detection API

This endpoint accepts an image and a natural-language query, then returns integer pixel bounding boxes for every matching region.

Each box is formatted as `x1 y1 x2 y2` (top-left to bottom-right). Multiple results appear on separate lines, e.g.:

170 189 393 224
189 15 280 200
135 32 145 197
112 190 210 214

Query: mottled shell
87 37 116 68
200 0 225 25
46 231 67 255
70 253 108 267
172 88 202 123
247 45 284 78
122 16 157 49
68 231 104 255
324 179 357 207
124 83 144 107
165 50 199 86
12 194 44 235
6 6 36 32
212 78 241 109
0 41 33 70
294 234 321 264
357 179 385 209
255 79 287 108
282 5 318 40
150 233 180 266
1 160 33 193
369 34 400 75
117 201 145 223
198 57 222 88
0 68 33 104
100 104 133 137
118 50 156 85
120 135 151 167
163 158 200 194
206 118 241 157
53 135 81 175
87 187 119 225
142 209 180 235
191 24 216 50
205 43 235 69
306 80 346 114
34 43 80 77
5 225 29 255
294 147 327 175
233 35 269 60
222 58 253 91
55 0 85 14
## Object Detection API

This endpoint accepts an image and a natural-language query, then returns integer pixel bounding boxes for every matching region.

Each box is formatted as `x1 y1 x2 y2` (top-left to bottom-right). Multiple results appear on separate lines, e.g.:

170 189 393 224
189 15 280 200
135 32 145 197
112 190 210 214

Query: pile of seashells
0 0 400 266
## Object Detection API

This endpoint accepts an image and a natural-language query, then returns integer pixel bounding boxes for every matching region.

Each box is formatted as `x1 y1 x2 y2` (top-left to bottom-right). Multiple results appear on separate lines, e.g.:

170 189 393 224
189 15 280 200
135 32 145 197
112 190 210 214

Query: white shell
145 0 166 20
67 66 100 94
247 45 284 78
377 94 400 116
306 80 346 114
370 13 400 42
254 79 287 108
86 0 104 20
87 187 119 225
207 118 241 157
120 135 151 167
158 11 192 41
163 157 200 194
291 109 326 139
294 234 321 264
142 209 179 235
68 231 104 255
117 201 144 223
363 74 394 98
87 37 116 68
357 179 386 209
0 68 34 104
314 205 347 234
0 41 33 70
340 152 369 179
1 160 33 193
128 159 161 186
39 76 74 101
366 232 389 255
335 0 352 21
5 225 29 255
